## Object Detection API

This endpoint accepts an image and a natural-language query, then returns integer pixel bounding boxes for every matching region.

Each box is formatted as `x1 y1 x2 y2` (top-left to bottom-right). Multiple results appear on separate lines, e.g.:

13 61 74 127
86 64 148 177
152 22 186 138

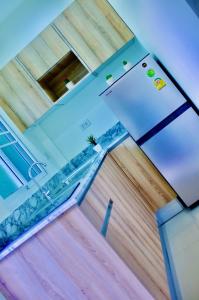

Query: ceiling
0 0 25 23
0 0 73 69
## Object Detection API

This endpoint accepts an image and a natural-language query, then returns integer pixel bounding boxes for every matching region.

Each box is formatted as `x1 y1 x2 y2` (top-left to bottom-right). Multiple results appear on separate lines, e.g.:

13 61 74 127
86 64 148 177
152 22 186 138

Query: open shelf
37 51 89 102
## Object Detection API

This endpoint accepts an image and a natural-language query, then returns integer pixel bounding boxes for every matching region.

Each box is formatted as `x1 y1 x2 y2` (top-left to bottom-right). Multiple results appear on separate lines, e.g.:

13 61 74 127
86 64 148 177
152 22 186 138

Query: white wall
109 0 199 108
0 0 73 69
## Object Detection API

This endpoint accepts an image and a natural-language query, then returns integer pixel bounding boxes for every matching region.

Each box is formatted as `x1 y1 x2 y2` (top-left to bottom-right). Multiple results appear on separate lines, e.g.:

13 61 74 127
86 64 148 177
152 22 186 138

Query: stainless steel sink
28 182 80 222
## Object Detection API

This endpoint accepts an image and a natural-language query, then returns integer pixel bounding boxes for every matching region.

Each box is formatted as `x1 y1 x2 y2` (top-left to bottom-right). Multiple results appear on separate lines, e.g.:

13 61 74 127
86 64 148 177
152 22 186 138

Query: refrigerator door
141 108 199 207
101 55 186 141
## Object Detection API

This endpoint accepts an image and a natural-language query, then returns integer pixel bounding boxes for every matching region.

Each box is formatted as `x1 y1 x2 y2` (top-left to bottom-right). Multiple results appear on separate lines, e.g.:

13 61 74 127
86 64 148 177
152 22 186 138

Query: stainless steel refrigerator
100 54 199 207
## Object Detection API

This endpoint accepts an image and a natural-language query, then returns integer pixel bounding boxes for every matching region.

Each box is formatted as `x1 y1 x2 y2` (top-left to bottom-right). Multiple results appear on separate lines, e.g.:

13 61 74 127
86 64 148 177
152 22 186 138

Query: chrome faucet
28 162 51 202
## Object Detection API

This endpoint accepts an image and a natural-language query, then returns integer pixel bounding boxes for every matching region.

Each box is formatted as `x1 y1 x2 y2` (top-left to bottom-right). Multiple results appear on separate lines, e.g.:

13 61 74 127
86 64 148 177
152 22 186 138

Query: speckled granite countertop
0 129 128 260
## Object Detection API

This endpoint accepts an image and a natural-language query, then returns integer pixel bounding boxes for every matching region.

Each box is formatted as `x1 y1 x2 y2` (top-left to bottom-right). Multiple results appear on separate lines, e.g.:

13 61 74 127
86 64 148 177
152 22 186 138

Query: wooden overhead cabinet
0 60 52 128
38 52 88 102
0 0 134 129
0 97 26 132
17 26 71 80
54 0 134 70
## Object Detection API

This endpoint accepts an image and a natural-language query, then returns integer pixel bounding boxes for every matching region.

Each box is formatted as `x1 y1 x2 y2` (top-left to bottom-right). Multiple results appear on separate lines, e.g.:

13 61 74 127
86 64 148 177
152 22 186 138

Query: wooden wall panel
17 26 71 80
0 207 153 300
81 138 175 299
54 0 134 70
0 60 52 128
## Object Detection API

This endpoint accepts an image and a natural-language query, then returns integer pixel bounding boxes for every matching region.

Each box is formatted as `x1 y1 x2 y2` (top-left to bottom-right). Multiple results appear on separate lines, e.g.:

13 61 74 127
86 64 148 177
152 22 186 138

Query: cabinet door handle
101 199 113 237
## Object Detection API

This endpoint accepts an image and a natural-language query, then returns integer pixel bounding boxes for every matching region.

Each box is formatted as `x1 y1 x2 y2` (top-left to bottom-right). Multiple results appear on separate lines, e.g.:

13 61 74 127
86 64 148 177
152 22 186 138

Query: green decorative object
106 74 114 86
64 78 70 84
87 135 97 146
147 69 155 77
123 60 133 71
106 74 112 80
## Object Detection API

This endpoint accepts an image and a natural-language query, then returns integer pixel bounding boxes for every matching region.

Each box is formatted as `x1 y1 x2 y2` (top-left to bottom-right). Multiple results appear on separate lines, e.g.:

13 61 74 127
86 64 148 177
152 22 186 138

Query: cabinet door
81 151 172 300
0 60 52 127
54 0 134 70
0 97 26 132
17 26 71 80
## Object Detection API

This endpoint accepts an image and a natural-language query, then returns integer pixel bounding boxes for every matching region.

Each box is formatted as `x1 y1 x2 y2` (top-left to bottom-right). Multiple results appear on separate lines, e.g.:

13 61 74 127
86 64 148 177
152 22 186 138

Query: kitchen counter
0 132 175 299
0 202 152 300
0 131 129 260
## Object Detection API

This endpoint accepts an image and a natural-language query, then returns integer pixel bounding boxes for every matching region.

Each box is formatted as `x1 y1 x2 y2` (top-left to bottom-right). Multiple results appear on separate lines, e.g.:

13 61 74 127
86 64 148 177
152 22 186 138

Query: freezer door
141 108 199 207
102 55 186 141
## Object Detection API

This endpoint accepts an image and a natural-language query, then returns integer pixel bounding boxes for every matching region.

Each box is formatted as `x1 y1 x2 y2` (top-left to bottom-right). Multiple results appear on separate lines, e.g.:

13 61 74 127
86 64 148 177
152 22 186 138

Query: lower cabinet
80 137 176 300
0 137 176 299
0 207 152 300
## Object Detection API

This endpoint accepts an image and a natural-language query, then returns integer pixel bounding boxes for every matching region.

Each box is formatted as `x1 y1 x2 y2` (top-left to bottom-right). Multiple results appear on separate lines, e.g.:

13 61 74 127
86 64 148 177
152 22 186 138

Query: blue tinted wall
0 0 73 68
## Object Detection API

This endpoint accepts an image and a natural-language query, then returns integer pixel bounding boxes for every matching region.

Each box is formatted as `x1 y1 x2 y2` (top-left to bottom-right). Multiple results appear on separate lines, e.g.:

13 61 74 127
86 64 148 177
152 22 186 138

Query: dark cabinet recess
37 51 88 102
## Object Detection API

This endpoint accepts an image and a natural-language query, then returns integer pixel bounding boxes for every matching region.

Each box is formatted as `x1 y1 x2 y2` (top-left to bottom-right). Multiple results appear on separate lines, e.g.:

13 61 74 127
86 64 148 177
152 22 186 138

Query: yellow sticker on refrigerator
153 77 166 90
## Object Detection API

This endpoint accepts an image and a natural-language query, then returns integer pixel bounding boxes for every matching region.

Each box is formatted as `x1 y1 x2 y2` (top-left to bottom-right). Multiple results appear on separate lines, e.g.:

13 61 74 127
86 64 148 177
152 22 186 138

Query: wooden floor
81 137 176 300
0 207 152 300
